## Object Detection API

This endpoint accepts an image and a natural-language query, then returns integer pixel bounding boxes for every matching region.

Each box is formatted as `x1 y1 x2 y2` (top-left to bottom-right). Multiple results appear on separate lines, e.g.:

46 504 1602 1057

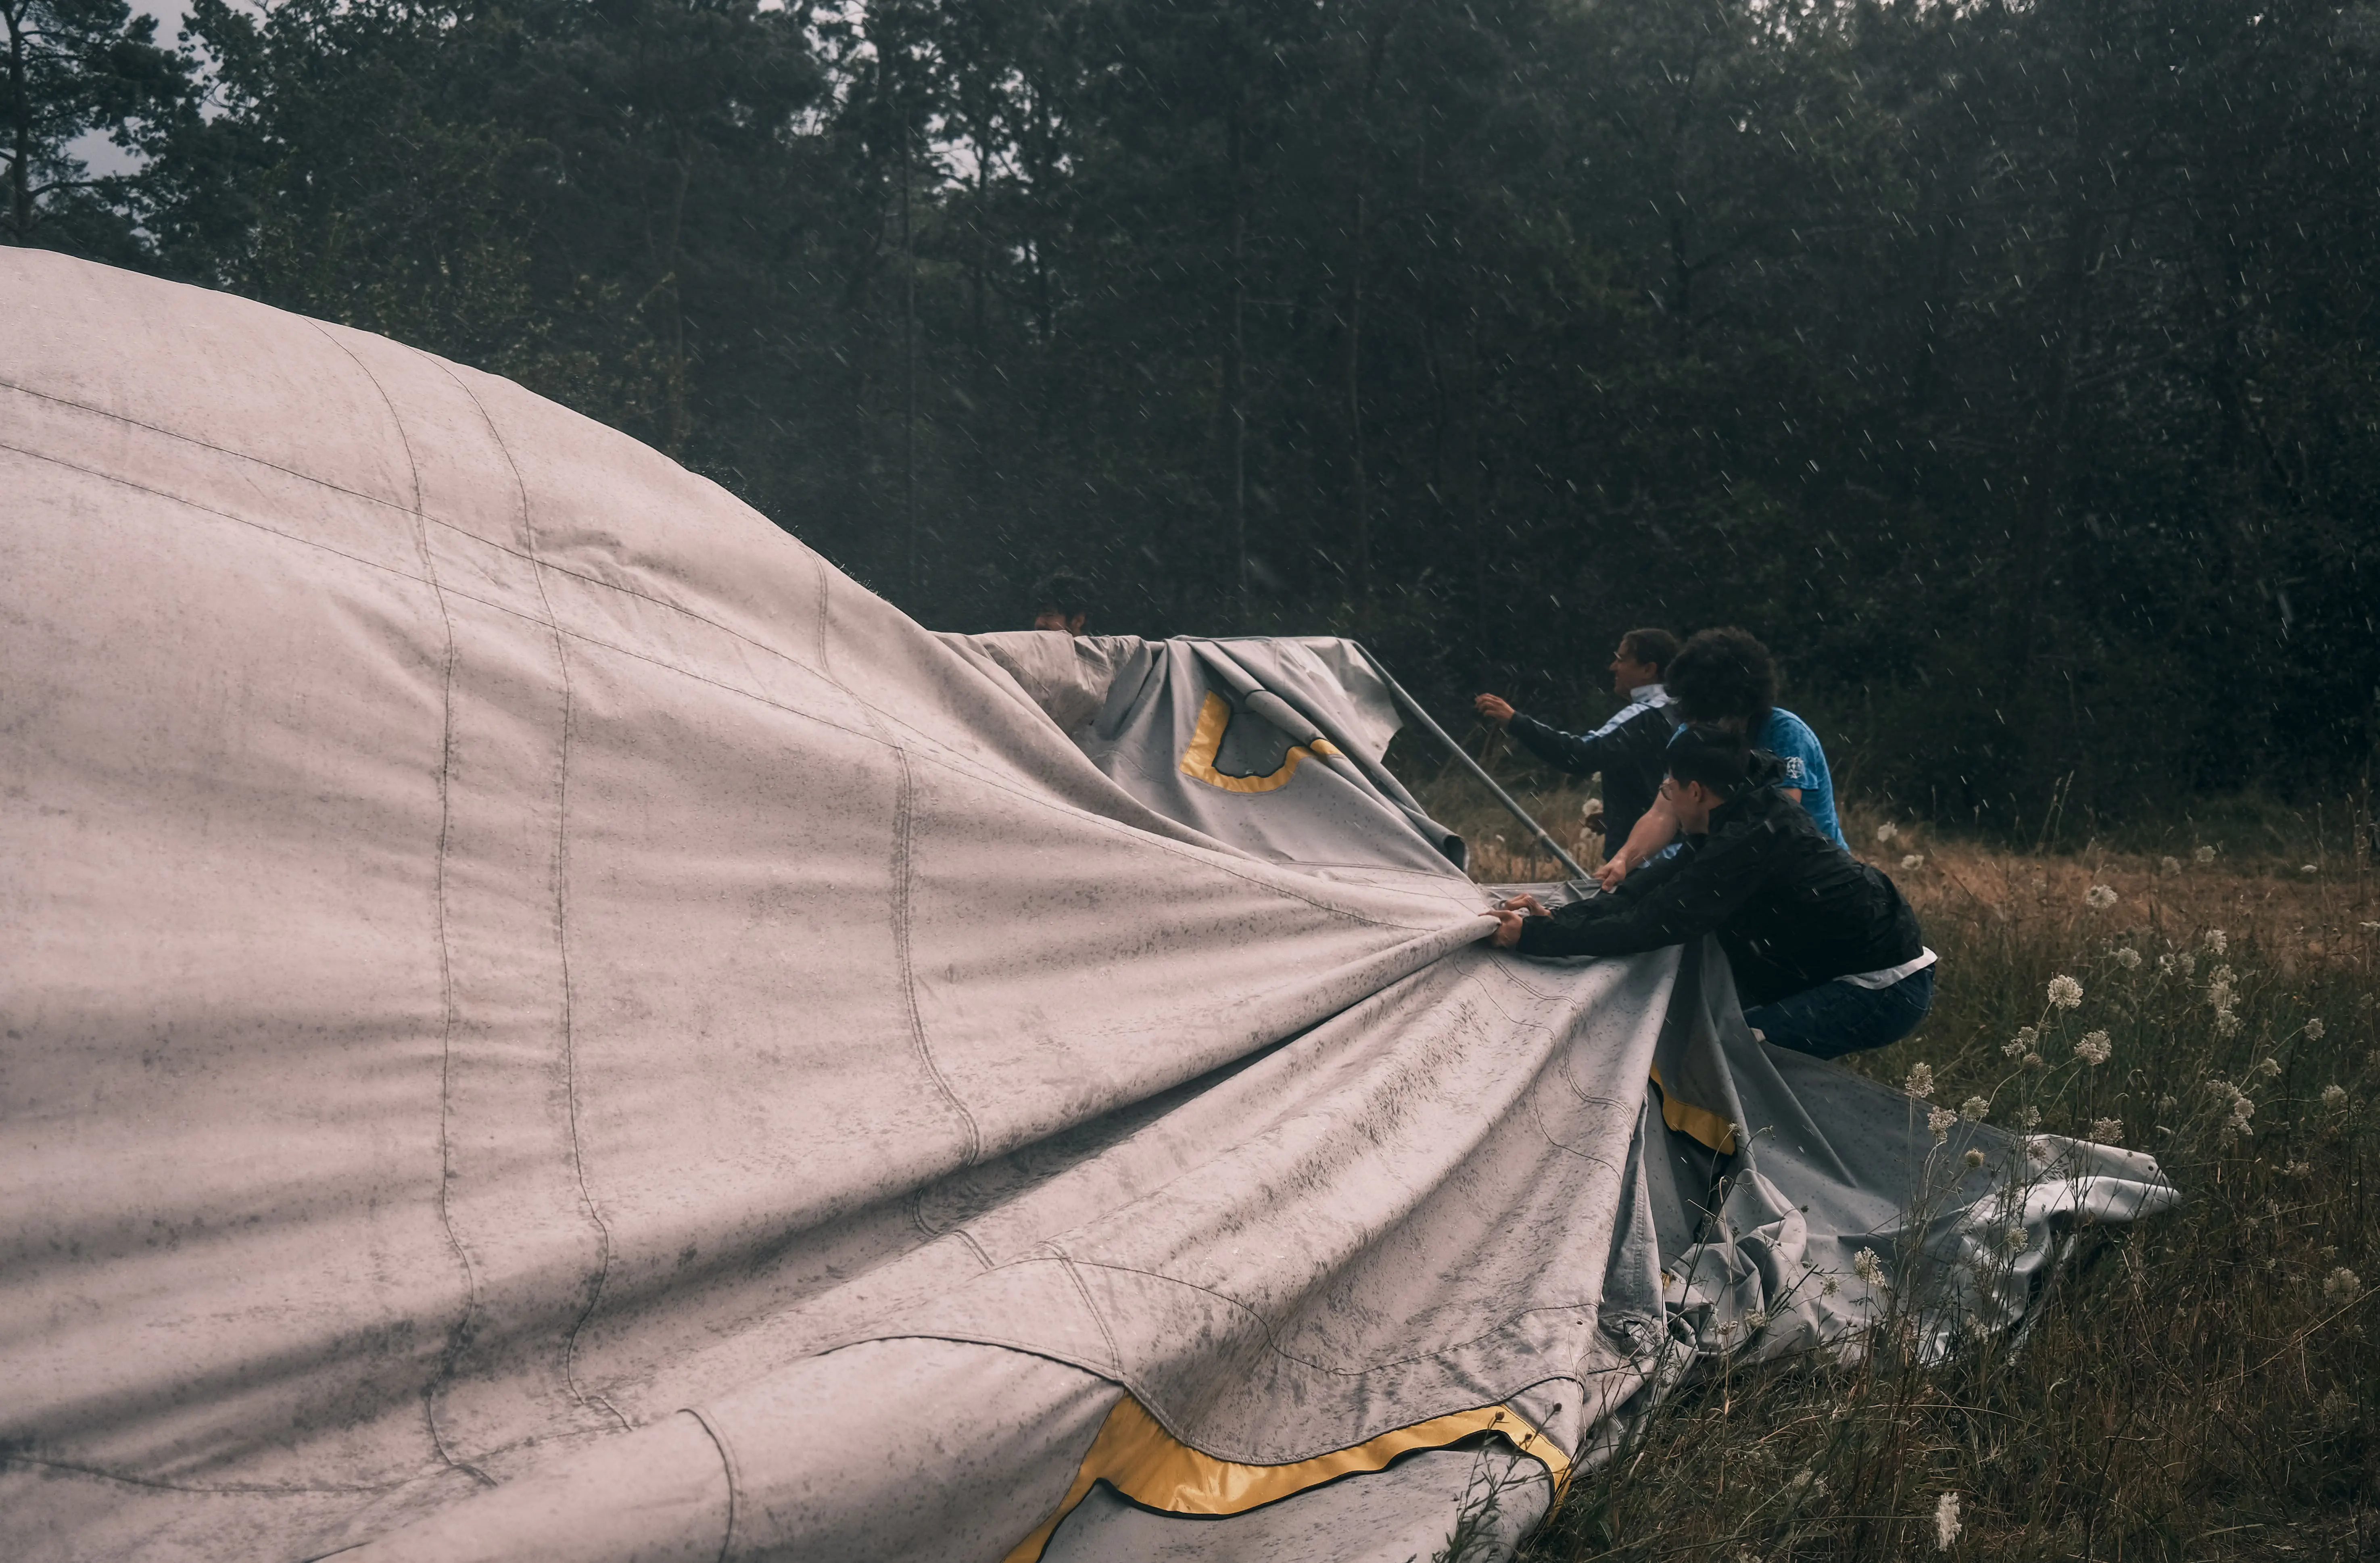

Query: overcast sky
69 2 198 177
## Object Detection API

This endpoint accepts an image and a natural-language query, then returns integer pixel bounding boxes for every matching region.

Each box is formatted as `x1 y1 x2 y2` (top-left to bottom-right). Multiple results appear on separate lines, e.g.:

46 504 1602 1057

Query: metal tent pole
1352 645 1589 881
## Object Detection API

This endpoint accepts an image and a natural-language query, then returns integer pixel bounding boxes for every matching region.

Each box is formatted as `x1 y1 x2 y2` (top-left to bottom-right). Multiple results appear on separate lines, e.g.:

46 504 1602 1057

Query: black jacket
1505 688 1678 852
1513 778 1923 1006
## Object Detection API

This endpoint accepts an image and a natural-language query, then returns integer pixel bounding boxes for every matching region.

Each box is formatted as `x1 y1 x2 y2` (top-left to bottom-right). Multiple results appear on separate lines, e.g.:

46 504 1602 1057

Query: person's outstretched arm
1477 693 1639 780
1514 831 1765 957
1595 793 1681 889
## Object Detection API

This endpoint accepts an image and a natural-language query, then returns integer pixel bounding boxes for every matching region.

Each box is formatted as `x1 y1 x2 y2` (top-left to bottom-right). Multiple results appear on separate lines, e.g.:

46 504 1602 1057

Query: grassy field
1409 758 2379 1560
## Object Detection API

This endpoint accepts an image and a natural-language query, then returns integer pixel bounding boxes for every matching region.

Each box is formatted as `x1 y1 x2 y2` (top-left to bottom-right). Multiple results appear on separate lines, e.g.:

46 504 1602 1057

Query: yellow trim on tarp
1648 1062 1737 1155
1178 691 1341 793
1003 1396 1568 1563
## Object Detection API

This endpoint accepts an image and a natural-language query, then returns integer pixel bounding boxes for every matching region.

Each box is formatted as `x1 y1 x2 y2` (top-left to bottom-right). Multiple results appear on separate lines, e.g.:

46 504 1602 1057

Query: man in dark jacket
1472 627 1679 859
1483 725 1935 1059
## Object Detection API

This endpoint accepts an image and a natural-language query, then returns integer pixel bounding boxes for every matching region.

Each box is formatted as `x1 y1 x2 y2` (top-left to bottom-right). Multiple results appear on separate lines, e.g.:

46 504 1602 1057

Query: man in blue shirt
1595 627 1845 889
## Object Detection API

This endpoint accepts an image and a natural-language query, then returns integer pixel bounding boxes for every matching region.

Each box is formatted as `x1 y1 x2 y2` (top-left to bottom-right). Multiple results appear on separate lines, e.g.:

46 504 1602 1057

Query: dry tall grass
1411 765 2379 1560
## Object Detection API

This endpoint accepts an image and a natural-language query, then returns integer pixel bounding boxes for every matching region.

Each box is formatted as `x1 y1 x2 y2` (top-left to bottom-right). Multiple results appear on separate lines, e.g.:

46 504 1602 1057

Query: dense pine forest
8 0 2378 824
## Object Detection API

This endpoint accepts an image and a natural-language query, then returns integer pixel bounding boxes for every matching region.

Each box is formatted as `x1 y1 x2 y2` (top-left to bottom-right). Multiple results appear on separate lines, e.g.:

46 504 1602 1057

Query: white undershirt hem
1833 947 1938 990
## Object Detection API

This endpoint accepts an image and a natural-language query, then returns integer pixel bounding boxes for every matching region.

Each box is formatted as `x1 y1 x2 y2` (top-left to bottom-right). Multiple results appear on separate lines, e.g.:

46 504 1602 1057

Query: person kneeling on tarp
1482 724 1935 1059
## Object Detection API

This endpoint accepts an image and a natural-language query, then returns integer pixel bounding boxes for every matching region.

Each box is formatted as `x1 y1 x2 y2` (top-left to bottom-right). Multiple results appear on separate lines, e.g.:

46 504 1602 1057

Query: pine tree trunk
1225 93 1248 621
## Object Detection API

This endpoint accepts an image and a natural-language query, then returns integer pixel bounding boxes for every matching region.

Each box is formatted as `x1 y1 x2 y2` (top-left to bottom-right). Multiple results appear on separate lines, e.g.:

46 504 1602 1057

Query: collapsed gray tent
0 251 2176 1563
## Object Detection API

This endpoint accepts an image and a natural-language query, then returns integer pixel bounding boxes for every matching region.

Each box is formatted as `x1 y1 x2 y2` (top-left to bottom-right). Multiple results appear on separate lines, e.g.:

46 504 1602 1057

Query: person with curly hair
1028 572 1094 634
1594 626 1844 889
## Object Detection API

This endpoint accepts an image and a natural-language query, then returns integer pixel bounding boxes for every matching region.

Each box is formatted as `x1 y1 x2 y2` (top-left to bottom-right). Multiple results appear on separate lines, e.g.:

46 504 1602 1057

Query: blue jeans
1743 966 1935 1060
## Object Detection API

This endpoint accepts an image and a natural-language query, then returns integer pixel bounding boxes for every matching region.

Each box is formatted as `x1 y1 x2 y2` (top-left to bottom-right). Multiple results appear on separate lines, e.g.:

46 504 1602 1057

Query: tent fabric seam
0 1453 419 1498
0 433 1459 943
332 332 631 1447
1052 1249 1129 1376
306 321 503 1490
677 1406 741 1563
891 742 986 1167
864 1255 1633 1388
1 391 1477 934
0 373 843 687
5 378 1483 931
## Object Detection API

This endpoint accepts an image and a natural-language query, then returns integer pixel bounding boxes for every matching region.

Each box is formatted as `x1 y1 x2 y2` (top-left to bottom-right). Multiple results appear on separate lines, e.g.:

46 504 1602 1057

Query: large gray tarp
0 251 2175 1563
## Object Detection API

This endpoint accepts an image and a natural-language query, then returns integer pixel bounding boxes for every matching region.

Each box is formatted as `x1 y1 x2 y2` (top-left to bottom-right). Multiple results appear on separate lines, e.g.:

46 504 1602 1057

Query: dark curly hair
1665 627 1777 735
1029 571 1094 623
1664 722 1756 797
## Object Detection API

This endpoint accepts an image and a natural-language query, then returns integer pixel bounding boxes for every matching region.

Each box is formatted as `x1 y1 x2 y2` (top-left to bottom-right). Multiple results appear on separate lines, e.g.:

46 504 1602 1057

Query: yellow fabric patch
1177 691 1341 793
1004 1395 1567 1562
1648 1061 1737 1155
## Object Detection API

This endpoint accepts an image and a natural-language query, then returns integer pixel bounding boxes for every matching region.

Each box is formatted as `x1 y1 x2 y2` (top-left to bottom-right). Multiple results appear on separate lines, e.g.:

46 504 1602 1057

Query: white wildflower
1927 1106 1958 1143
1901 853 1925 870
2322 1084 2348 1108
2206 979 2235 1011
2305 1018 2326 1041
2020 1104 2042 1128
2204 928 2227 954
2090 1116 2123 1144
2195 845 2217 864
2255 1056 2282 1079
2113 946 2142 970
2047 974 2083 1010
2215 1009 2243 1039
1742 1308 1768 1333
2002 1224 2029 1253
2324 1267 2361 1304
2160 855 2182 875
1905 1062 1935 1100
2002 1024 2038 1058
2301 863 2318 875
1934 1491 1962 1551
2209 962 2234 985
1963 1147 1987 1169
1960 1094 1990 1122
2023 1052 2046 1070
2085 884 2118 910
2076 1030 2112 1065
1852 1248 1885 1285
1876 822 1900 844
1820 1274 1839 1296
